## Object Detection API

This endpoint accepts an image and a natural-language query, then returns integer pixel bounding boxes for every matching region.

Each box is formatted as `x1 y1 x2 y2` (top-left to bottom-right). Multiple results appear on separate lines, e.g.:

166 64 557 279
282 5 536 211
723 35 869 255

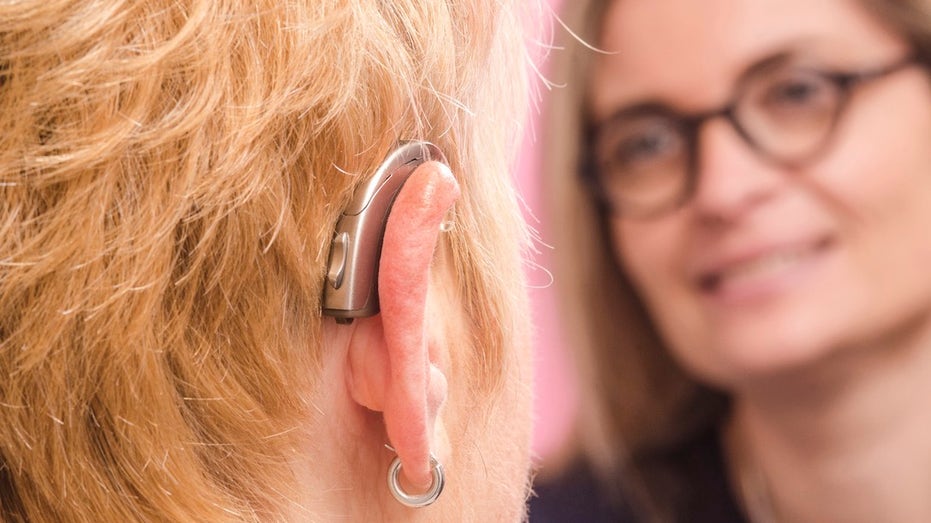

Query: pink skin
590 0 931 388
377 161 459 489
343 158 537 519
338 159 531 518
345 160 458 490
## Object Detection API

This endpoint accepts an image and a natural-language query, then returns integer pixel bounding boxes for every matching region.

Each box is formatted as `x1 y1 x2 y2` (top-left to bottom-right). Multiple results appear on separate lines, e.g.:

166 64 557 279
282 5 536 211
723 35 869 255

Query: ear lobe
345 161 460 489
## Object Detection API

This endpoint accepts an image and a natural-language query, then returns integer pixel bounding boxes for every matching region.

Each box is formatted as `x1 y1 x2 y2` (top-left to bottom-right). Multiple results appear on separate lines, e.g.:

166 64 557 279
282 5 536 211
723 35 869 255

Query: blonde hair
544 0 931 515
0 0 530 520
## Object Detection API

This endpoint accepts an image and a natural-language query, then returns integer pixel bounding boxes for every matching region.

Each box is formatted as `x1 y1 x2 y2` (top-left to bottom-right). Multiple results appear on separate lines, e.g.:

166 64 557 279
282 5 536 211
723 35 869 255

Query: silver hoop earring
387 453 445 508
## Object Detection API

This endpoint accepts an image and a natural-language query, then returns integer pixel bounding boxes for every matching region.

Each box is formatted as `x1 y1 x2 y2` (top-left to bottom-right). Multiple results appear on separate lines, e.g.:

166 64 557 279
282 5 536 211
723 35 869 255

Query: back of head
0 1 530 519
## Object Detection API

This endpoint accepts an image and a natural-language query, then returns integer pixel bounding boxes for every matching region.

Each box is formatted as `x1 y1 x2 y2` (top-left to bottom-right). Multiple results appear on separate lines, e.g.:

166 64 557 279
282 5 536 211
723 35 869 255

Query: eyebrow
588 49 800 132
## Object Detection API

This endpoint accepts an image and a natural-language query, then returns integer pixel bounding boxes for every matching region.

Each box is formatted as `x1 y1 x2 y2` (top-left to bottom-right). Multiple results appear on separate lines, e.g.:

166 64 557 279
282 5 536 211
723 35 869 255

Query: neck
288 333 402 521
727 315 931 523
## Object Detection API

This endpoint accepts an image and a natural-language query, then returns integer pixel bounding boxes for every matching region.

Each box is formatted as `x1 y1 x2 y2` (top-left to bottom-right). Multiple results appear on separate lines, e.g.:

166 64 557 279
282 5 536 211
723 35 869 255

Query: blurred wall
518 0 577 466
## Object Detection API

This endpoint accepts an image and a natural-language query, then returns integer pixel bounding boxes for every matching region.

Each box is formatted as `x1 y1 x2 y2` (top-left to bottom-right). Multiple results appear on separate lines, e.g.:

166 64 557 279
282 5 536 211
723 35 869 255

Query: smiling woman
531 0 931 522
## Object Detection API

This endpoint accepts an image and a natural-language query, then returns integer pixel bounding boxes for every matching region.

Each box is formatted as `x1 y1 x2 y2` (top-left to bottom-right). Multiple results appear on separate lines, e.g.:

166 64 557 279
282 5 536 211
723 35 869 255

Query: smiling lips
696 236 834 299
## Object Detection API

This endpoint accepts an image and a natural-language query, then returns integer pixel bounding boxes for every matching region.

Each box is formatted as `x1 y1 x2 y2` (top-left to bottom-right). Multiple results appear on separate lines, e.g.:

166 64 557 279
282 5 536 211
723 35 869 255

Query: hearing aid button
327 232 349 289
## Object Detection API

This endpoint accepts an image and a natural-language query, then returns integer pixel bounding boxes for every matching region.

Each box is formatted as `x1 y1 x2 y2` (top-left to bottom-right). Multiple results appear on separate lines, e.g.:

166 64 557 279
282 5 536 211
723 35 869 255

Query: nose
691 117 783 223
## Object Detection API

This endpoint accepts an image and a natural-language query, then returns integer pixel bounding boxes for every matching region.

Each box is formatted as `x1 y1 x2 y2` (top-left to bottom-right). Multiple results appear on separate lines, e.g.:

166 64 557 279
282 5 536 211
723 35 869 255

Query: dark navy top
529 427 748 523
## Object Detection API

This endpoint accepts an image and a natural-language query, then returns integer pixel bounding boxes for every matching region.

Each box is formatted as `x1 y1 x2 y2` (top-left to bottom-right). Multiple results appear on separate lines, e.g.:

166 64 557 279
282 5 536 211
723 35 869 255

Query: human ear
344 160 459 489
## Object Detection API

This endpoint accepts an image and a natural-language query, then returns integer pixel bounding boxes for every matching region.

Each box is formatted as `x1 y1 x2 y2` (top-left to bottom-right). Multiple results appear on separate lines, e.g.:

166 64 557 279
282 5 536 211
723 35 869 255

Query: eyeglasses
583 56 920 219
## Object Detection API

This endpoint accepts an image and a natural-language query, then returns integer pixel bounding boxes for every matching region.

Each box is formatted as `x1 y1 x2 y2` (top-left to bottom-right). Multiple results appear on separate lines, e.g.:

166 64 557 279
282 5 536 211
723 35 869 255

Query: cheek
611 218 683 301
830 141 931 291
804 73 931 284
612 218 716 373
818 75 931 222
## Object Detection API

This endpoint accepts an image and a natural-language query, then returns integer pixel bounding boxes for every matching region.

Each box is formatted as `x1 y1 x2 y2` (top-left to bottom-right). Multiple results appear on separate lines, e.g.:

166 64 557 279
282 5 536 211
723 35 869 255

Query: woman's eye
761 73 834 112
607 121 681 169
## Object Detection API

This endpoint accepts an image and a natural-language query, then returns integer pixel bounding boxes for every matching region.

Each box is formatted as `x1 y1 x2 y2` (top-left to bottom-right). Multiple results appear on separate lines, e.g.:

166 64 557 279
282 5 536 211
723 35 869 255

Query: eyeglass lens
590 62 860 217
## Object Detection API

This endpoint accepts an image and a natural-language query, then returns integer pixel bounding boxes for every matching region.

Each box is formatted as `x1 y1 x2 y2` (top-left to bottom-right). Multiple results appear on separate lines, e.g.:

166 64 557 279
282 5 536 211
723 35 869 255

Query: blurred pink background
518 121 577 465
518 0 578 466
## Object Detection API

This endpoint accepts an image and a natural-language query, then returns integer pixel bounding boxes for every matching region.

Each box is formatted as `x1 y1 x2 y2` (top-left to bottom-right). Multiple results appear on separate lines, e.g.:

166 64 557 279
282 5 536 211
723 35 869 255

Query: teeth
715 250 807 288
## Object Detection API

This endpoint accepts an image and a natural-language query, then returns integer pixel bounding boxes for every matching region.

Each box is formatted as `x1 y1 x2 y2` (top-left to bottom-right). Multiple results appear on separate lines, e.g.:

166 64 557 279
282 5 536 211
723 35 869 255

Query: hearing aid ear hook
322 141 449 324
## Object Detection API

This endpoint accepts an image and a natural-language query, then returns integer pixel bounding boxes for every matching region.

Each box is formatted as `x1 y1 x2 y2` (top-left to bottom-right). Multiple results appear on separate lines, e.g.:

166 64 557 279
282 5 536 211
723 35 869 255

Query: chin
671 325 846 390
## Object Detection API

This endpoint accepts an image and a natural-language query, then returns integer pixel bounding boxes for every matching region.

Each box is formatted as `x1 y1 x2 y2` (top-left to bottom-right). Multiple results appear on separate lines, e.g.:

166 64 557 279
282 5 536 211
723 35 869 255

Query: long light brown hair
0 1 531 520
543 0 931 516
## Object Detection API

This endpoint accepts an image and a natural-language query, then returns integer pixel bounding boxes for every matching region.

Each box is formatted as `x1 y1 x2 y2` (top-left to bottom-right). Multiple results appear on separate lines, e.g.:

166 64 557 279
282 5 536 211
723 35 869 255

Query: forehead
589 0 909 117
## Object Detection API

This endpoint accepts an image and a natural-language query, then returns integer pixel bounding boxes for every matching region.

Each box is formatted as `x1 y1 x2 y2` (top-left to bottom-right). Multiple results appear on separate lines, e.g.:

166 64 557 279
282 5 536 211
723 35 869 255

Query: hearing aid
322 141 448 323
